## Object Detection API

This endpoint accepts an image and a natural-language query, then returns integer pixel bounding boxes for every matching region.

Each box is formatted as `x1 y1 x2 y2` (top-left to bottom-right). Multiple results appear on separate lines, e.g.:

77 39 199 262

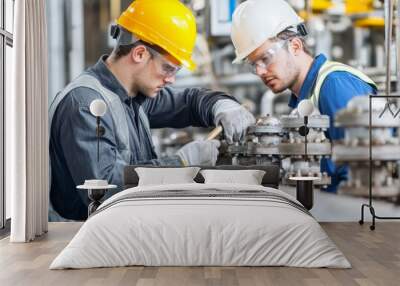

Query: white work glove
176 140 220 166
212 99 256 144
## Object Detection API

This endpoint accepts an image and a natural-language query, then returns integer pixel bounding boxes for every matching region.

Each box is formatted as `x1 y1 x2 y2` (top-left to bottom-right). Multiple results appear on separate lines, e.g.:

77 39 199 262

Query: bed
50 165 350 269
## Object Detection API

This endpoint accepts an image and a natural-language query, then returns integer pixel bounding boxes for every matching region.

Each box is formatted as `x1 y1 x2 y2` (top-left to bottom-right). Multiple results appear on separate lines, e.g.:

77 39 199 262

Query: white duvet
50 183 351 269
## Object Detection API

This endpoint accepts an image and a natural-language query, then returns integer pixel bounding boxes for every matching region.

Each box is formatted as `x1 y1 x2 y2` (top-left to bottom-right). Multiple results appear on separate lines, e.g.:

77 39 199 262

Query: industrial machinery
221 109 332 187
333 96 400 198
158 130 193 157
279 111 331 187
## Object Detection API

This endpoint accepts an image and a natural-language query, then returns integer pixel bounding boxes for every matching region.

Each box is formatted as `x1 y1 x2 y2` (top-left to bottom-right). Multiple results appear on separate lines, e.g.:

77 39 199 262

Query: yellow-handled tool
206 126 223 140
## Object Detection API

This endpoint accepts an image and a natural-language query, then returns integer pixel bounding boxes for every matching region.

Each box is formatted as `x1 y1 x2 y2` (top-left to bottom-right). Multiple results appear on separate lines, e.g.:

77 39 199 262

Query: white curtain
7 0 49 242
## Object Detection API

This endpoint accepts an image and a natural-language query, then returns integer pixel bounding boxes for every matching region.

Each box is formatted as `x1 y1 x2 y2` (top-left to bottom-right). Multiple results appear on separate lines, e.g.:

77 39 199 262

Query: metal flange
280 115 330 129
278 142 332 155
227 144 248 155
248 125 283 134
247 143 281 155
335 111 399 128
228 142 332 156
333 145 400 161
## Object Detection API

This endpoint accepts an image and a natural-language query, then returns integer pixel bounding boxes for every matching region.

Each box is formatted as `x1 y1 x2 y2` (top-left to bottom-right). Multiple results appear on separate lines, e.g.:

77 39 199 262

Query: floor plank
0 222 399 286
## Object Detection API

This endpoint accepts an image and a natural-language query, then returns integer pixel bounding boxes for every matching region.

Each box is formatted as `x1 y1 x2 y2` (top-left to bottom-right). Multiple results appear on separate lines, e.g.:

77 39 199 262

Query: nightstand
77 181 117 217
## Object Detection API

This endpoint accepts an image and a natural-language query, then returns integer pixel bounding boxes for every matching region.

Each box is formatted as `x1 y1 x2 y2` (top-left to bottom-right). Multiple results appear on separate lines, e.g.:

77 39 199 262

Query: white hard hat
231 0 304 64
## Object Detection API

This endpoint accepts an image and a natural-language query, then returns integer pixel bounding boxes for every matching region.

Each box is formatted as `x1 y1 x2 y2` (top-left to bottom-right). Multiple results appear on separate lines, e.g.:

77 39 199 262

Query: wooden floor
0 222 399 286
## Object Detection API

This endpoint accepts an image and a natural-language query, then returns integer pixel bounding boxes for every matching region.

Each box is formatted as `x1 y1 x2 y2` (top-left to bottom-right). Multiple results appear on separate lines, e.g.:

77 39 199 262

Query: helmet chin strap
297 23 308 37
277 23 308 41
282 23 308 38
110 24 142 46
110 24 120 39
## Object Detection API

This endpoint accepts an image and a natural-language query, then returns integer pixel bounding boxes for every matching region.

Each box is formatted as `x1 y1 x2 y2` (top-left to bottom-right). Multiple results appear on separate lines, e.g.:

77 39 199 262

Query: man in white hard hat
230 0 377 193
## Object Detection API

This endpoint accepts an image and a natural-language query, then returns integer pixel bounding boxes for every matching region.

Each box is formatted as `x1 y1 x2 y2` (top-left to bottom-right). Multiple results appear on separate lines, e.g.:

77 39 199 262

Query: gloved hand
212 99 256 144
176 140 220 166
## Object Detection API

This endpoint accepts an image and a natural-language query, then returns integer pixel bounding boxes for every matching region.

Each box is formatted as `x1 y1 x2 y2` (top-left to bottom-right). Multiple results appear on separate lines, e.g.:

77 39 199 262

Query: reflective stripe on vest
309 61 377 110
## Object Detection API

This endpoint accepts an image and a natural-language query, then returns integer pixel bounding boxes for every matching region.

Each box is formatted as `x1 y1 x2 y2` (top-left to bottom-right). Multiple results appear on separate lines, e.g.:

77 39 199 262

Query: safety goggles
245 40 287 74
146 45 182 78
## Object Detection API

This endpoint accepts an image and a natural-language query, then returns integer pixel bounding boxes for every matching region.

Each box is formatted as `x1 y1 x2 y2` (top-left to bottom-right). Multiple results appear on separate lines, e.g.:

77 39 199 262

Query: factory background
2 0 400 228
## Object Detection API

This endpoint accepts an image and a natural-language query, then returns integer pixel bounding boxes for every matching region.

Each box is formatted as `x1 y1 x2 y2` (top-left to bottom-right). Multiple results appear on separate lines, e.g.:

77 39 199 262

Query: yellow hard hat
311 0 332 12
117 0 197 71
354 17 384 28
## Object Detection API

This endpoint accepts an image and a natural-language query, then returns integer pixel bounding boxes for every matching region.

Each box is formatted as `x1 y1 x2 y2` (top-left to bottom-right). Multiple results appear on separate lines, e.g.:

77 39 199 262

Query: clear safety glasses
146 46 182 78
246 40 287 74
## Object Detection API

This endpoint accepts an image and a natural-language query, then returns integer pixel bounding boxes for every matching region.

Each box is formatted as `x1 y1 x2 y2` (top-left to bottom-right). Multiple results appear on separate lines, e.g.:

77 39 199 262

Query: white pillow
200 169 266 185
135 167 201 186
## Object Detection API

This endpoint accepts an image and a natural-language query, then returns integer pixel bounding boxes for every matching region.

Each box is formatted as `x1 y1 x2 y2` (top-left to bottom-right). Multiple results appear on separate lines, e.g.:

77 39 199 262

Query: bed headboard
123 165 281 189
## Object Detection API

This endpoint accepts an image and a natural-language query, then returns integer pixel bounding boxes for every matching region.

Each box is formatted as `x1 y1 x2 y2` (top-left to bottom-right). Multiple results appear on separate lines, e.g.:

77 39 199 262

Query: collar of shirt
88 55 146 106
288 54 327 109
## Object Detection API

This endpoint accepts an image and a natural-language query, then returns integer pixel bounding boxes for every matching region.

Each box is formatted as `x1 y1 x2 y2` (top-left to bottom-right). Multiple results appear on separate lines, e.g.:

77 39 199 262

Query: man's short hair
271 29 312 55
111 39 168 61
112 42 139 60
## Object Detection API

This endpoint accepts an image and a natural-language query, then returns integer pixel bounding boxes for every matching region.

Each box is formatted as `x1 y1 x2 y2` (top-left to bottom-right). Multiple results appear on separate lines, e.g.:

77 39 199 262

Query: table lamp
89 99 107 162
76 99 116 217
297 99 314 159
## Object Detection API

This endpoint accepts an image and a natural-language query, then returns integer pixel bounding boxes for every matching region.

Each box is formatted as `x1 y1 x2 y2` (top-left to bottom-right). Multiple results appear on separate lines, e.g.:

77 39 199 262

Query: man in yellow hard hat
49 0 255 220
230 0 377 193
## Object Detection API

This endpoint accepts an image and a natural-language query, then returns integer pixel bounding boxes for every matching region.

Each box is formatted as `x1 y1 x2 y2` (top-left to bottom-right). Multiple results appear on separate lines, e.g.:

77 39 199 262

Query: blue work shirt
289 54 377 192
50 55 235 220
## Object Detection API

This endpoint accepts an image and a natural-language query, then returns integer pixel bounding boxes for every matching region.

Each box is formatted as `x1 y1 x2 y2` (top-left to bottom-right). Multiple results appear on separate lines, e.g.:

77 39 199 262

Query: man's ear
130 45 148 63
289 38 303 56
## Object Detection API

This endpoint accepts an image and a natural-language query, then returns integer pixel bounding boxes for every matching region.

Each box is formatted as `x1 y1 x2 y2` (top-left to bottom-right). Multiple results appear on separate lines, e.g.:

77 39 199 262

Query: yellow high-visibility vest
309 61 377 110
